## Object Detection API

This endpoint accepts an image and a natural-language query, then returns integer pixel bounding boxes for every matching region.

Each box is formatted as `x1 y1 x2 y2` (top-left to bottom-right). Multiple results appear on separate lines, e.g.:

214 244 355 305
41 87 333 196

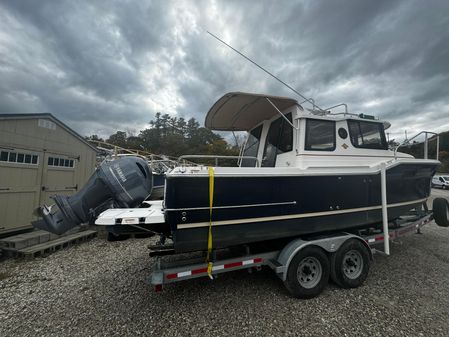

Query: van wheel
330 239 370 288
433 198 449 227
284 246 329 299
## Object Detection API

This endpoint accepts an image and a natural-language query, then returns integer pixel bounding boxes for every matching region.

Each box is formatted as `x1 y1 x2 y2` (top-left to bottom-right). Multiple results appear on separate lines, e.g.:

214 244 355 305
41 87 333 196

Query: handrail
324 103 348 115
178 155 260 167
394 131 439 160
299 97 316 111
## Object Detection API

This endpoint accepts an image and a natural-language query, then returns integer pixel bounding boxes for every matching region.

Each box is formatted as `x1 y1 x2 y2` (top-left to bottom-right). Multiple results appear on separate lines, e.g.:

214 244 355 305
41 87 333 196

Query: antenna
207 31 325 112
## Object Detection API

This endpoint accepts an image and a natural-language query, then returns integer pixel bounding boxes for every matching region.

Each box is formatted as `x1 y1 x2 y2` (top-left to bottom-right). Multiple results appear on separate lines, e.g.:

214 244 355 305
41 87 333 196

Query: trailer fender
275 234 372 281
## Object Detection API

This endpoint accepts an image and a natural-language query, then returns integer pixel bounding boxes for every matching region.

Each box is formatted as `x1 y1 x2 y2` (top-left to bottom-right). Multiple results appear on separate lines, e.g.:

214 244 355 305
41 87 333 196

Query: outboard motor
33 156 153 235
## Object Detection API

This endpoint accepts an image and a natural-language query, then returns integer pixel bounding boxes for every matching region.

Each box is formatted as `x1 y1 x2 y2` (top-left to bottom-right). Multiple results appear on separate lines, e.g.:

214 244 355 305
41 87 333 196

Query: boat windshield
241 124 263 167
348 120 388 150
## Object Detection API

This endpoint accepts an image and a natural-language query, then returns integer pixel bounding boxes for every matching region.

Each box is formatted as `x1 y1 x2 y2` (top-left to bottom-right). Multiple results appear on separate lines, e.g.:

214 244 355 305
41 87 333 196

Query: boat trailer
148 205 445 298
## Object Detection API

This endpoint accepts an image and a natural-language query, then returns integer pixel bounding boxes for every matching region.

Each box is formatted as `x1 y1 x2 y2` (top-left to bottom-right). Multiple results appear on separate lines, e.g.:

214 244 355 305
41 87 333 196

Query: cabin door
261 113 293 167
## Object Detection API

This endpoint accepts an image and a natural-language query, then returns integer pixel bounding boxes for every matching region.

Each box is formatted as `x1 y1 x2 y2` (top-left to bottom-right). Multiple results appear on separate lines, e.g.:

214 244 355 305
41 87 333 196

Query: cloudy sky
1 0 448 141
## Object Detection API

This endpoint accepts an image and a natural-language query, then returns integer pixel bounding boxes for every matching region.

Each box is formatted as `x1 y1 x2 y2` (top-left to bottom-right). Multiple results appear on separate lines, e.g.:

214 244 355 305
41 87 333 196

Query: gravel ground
1 190 449 337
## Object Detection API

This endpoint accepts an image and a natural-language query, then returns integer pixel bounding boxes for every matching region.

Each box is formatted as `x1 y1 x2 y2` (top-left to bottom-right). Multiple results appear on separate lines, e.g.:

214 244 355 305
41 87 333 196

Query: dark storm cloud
0 0 448 138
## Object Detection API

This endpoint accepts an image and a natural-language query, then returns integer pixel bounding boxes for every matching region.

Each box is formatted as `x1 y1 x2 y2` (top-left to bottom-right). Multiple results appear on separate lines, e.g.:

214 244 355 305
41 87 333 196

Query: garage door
40 152 78 205
0 149 42 233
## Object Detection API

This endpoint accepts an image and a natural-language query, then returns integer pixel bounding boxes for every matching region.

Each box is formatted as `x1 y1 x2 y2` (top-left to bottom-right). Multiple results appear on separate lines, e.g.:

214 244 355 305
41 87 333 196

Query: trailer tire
284 246 329 299
433 198 449 227
330 239 370 289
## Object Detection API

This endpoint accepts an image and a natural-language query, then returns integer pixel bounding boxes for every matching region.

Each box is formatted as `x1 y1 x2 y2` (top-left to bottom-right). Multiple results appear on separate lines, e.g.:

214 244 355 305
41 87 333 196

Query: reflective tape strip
165 258 263 280
365 234 394 244
212 265 224 271
178 271 192 278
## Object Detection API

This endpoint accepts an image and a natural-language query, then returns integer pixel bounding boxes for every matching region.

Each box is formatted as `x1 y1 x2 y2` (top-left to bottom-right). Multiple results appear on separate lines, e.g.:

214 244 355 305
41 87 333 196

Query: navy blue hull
165 162 437 252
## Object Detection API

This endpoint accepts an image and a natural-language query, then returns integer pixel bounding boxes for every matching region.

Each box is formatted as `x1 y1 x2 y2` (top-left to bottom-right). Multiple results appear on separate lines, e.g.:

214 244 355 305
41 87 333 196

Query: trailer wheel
284 246 329 299
330 239 370 289
433 198 449 227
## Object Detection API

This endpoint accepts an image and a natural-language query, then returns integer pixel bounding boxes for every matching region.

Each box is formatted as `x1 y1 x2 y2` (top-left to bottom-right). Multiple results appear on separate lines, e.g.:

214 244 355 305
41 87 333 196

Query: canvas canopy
205 92 299 131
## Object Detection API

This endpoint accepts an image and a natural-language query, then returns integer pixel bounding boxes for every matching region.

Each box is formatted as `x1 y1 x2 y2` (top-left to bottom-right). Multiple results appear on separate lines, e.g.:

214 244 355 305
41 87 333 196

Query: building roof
205 92 299 131
0 113 98 152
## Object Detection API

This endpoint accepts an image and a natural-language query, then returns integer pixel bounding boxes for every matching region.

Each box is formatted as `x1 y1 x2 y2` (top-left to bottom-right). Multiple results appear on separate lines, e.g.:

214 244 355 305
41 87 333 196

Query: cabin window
338 128 348 139
305 119 336 151
241 124 263 167
348 120 388 150
261 113 293 167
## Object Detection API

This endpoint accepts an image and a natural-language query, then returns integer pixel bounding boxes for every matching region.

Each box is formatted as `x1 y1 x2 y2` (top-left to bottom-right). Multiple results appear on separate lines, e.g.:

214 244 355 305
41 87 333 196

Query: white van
432 175 449 189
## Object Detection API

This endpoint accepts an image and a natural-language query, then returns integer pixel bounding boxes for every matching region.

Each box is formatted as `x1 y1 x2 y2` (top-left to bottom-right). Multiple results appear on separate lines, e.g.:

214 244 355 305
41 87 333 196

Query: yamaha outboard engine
33 156 153 235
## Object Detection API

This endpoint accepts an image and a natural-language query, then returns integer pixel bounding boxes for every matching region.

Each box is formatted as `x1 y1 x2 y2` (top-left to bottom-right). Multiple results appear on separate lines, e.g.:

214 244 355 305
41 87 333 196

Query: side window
348 120 388 150
278 115 293 153
262 113 293 167
241 124 263 167
305 119 336 151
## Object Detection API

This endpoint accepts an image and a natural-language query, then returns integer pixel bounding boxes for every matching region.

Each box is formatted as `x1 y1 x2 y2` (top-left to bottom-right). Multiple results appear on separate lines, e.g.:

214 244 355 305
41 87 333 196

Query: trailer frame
149 209 434 295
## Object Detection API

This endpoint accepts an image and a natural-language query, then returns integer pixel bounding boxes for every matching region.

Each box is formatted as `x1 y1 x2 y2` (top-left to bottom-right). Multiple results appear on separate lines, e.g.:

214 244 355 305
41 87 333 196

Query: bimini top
205 92 298 131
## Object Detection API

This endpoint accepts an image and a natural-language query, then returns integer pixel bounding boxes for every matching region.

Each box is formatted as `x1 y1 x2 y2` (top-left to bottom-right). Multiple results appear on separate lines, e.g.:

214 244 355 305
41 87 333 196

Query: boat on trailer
33 91 449 298
96 91 440 253
32 29 449 297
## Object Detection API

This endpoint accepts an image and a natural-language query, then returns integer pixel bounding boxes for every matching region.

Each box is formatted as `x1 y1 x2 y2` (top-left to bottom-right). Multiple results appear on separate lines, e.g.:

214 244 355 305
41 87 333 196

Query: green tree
99 113 238 162
127 136 145 151
86 134 104 142
106 131 127 148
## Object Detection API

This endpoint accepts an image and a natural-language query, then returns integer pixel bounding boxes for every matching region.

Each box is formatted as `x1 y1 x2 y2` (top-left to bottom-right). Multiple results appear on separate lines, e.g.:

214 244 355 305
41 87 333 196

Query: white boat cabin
204 92 411 170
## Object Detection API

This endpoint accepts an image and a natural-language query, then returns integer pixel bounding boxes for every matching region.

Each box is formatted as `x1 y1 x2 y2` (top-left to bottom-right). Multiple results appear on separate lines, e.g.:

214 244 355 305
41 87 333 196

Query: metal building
0 113 97 235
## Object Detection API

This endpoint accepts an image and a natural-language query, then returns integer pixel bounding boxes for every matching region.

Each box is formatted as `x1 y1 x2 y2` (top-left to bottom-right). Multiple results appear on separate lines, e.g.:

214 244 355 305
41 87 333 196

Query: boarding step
1 230 97 259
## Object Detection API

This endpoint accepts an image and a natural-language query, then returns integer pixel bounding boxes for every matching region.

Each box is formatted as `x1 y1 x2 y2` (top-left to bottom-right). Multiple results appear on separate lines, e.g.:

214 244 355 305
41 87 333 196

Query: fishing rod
206 30 325 112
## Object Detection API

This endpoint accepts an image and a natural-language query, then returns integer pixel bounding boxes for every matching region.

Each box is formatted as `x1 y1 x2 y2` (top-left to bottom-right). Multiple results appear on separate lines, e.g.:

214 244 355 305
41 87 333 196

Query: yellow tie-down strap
207 166 214 278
